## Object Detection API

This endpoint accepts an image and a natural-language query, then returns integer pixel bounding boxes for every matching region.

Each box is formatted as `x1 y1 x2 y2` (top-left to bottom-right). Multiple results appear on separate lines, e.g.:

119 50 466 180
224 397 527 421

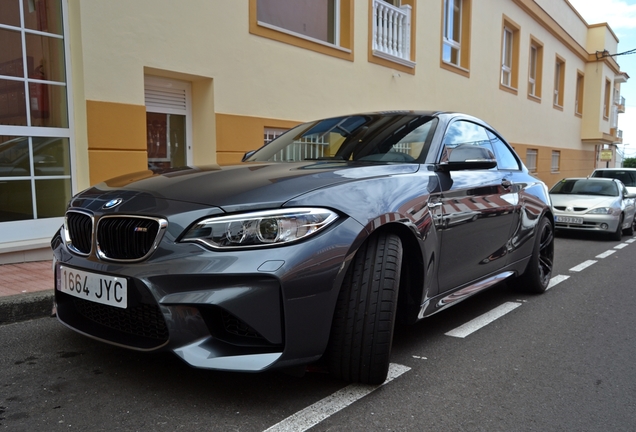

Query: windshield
246 114 437 163
550 179 618 197
591 170 636 187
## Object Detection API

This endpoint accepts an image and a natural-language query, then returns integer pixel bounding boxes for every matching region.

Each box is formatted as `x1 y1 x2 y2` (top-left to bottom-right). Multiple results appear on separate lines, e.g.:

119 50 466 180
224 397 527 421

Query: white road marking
445 302 521 338
547 274 570 290
263 363 411 432
267 234 635 432
569 260 597 272
596 250 616 258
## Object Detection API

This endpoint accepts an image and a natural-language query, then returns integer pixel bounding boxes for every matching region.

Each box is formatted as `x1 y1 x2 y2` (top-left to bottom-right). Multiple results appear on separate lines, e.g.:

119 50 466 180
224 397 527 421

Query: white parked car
550 177 636 240
590 168 636 195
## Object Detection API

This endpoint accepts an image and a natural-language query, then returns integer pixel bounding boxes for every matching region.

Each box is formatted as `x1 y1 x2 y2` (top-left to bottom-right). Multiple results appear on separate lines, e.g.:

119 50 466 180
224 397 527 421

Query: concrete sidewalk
0 261 55 325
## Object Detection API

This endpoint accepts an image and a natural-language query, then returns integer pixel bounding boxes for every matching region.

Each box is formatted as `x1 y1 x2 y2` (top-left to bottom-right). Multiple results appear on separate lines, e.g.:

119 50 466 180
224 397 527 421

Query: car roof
562 177 616 181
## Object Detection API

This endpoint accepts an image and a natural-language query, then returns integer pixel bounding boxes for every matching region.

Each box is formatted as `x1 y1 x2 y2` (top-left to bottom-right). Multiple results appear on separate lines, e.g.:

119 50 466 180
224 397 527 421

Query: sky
568 0 636 157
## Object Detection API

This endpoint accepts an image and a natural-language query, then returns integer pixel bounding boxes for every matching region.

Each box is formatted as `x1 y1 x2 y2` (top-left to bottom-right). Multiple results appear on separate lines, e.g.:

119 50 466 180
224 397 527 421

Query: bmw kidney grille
65 211 167 261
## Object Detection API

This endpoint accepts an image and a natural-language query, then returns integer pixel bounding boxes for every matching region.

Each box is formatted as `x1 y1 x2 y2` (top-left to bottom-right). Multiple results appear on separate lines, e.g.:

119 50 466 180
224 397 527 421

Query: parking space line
596 250 616 258
547 274 570 289
445 302 521 338
569 260 597 272
263 363 411 432
614 243 629 249
626 238 636 243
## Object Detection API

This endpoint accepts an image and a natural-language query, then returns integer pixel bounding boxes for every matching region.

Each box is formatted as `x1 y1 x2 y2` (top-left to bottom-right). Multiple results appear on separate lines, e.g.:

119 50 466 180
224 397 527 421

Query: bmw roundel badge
103 198 124 209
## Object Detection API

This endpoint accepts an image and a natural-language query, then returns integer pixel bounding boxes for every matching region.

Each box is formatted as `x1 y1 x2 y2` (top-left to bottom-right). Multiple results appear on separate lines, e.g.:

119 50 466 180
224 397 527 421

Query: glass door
146 112 186 170
144 76 192 171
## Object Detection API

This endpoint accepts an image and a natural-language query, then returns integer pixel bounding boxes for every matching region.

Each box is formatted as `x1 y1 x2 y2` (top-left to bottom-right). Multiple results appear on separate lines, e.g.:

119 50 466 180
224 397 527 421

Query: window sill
499 83 518 95
371 50 416 69
527 94 541 103
251 21 353 61
553 104 564 111
440 60 470 78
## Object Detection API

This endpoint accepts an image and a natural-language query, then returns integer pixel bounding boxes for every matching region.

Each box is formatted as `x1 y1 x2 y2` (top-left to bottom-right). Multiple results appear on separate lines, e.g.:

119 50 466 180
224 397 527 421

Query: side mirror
437 144 497 171
242 150 257 162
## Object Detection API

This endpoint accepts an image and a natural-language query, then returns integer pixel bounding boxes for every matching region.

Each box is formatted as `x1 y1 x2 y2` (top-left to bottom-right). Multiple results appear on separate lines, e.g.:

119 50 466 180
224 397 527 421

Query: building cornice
512 0 623 74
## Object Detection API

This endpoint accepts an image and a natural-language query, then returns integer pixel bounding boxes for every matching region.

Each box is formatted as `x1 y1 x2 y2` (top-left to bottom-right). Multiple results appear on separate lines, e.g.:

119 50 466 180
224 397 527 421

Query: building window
604 78 611 119
528 38 543 100
370 0 415 70
500 17 519 92
441 0 471 76
264 127 288 145
0 0 72 242
501 28 513 86
551 151 560 173
553 56 565 108
249 0 354 61
526 149 537 172
575 71 584 116
257 0 337 44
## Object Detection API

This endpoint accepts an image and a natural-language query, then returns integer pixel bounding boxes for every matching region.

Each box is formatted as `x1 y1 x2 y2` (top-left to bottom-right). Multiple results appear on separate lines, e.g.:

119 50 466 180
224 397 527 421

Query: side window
487 131 520 170
442 121 495 167
392 121 434 160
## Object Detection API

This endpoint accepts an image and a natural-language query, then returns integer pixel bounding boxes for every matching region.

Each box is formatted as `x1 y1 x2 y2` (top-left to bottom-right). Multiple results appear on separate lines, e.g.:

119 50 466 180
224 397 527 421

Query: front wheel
326 232 402 384
623 215 635 236
611 214 624 241
517 216 554 294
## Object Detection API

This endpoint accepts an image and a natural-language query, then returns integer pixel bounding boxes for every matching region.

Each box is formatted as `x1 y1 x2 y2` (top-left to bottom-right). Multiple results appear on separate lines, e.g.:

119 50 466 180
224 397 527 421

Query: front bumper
53 217 365 372
553 211 621 233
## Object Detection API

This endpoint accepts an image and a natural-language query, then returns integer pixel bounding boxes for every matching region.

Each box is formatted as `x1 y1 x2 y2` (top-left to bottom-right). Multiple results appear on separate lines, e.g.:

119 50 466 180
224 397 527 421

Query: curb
0 291 55 325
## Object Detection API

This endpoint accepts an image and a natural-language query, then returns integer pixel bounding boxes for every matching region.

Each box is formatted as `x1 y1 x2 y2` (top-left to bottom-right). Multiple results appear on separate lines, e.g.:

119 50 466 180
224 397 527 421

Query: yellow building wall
512 143 596 188
69 0 626 188
86 100 147 185
216 114 301 165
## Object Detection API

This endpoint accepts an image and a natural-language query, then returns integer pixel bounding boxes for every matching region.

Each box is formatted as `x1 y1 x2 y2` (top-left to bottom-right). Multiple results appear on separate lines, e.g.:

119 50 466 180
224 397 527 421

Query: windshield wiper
303 156 346 161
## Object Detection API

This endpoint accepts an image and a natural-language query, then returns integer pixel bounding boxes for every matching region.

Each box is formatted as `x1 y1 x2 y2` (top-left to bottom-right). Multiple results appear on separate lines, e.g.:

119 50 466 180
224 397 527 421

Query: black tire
623 215 635 236
517 216 554 294
326 232 402 385
611 215 624 241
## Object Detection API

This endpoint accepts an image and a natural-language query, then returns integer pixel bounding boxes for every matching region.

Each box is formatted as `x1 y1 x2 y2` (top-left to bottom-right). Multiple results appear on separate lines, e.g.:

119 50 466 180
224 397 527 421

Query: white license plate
556 216 584 225
57 265 127 309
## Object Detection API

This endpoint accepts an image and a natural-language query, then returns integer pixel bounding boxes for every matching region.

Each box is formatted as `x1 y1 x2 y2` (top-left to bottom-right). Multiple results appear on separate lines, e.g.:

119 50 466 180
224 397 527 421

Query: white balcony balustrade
372 0 414 68
617 96 626 113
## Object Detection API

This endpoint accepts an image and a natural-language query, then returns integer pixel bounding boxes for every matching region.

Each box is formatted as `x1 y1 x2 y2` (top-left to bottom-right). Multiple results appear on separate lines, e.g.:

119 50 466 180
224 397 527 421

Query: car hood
550 194 616 209
74 162 420 212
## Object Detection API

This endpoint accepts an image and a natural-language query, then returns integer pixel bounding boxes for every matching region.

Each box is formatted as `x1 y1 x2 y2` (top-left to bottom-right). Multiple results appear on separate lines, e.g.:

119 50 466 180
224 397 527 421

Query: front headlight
587 207 617 215
181 208 339 249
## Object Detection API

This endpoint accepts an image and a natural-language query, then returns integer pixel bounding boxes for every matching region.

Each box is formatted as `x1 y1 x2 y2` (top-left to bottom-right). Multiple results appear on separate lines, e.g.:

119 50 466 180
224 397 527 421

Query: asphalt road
1 231 635 431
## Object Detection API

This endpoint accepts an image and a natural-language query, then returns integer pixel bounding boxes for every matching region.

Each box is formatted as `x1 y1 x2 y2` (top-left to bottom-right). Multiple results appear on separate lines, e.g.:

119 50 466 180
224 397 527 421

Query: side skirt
417 271 515 320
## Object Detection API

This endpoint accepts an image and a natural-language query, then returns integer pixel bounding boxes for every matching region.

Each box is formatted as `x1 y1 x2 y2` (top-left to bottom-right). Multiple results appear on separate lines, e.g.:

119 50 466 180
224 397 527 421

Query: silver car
550 177 636 240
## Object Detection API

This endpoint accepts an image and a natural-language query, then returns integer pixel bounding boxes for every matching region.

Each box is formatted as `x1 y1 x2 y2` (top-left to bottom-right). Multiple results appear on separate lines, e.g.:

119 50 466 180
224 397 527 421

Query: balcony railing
372 0 414 68
617 95 626 113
